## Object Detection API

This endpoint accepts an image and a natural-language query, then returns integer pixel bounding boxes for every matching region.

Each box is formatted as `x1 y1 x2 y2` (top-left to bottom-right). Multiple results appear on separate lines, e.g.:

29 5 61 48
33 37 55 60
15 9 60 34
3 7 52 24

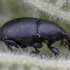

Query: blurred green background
0 0 70 56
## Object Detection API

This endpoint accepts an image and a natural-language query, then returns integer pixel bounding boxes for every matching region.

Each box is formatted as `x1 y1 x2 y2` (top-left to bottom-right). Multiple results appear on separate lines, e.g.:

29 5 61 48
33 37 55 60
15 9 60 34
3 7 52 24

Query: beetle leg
5 43 13 52
30 42 42 54
47 43 60 56
30 48 40 54
48 46 60 56
5 40 23 52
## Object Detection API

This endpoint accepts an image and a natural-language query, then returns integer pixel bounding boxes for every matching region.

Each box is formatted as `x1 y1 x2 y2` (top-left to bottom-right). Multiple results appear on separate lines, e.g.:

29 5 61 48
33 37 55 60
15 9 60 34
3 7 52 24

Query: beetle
0 17 70 56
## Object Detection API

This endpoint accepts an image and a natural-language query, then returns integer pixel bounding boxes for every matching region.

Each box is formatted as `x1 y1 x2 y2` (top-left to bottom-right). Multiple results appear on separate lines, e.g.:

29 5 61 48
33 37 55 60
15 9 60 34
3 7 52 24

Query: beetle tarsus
30 47 40 54
5 44 13 52
34 47 40 53
30 50 40 54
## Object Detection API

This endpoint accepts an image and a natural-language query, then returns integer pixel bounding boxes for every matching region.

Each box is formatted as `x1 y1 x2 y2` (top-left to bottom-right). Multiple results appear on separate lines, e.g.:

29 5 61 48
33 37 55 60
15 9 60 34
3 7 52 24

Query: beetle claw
30 51 40 54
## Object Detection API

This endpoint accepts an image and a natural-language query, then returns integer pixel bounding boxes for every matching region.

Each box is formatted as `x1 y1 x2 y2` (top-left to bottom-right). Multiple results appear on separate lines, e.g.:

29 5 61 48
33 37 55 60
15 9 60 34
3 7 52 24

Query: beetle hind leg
30 42 43 54
5 43 13 52
5 40 23 52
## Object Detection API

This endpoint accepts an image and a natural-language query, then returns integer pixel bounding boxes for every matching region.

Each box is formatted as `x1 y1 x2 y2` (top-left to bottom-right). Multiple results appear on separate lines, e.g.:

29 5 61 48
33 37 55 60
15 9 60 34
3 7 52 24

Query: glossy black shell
0 17 64 46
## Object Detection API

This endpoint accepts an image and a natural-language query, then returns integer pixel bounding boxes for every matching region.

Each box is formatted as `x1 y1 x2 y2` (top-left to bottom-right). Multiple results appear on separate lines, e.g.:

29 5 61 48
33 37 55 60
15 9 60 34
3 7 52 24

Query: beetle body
0 17 70 55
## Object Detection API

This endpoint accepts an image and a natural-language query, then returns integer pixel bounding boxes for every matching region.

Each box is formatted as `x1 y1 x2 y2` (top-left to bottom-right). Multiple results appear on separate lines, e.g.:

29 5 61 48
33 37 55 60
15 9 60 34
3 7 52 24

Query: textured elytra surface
1 18 38 38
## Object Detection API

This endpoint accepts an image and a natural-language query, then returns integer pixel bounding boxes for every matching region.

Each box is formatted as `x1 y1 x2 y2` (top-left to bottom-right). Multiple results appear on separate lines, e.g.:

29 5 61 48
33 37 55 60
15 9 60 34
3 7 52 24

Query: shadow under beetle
0 17 70 56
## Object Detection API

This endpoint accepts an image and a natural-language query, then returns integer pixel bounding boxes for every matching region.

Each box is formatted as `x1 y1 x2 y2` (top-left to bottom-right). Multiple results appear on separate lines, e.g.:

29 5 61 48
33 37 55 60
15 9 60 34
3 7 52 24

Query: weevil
0 17 70 56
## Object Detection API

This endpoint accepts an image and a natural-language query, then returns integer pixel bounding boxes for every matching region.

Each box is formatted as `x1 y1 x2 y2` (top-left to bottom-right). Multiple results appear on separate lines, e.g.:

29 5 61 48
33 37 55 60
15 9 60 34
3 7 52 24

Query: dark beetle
0 17 70 55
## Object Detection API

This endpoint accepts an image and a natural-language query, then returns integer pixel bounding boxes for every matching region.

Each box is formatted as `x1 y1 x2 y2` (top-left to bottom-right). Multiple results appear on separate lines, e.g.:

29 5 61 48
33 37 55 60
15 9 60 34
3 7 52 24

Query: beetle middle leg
30 42 43 54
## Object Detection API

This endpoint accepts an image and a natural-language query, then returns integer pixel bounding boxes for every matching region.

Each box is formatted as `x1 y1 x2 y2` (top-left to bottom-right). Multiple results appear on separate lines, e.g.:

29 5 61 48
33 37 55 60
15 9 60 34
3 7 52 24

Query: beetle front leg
47 43 60 56
48 46 60 56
